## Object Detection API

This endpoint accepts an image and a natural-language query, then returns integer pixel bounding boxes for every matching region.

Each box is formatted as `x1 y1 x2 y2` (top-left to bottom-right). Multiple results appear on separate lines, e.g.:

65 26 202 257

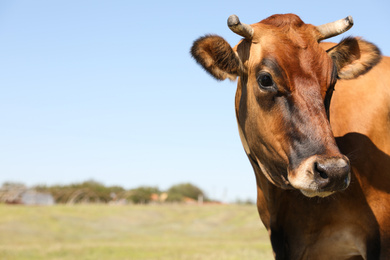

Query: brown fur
191 35 242 80
260 13 305 29
327 37 382 79
191 13 388 259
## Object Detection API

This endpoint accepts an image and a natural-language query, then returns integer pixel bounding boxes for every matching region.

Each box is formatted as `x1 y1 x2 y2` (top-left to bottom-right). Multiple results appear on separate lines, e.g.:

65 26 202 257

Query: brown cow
191 14 390 259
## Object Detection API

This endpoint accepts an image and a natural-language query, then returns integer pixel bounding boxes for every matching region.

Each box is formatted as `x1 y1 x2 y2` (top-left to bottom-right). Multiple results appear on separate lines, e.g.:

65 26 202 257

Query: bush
127 186 160 204
166 183 207 202
234 198 255 205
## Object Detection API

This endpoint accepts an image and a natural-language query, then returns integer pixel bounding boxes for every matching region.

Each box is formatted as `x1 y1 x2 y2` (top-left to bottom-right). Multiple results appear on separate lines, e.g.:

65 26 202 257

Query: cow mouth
299 189 335 198
287 155 351 198
289 173 337 198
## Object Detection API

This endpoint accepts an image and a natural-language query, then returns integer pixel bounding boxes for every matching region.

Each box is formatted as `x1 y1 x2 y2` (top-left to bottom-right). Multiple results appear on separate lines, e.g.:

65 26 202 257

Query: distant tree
20 180 212 204
166 183 207 202
34 180 125 204
1 182 26 190
234 198 255 205
0 182 27 204
127 186 160 204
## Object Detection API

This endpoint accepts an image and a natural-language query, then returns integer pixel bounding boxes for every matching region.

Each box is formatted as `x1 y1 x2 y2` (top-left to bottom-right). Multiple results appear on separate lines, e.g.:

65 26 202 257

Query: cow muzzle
288 155 351 197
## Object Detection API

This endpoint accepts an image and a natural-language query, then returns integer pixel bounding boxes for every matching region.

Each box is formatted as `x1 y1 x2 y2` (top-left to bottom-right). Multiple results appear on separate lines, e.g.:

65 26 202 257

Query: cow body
255 57 390 259
237 56 390 260
332 56 390 258
191 14 389 259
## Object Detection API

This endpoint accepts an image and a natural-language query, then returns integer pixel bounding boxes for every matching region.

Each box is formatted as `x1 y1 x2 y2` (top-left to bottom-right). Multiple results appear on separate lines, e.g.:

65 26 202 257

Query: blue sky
1 0 389 202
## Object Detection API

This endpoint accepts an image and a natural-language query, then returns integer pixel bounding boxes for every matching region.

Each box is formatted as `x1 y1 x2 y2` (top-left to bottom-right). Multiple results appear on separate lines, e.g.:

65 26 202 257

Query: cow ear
327 37 382 79
191 35 243 81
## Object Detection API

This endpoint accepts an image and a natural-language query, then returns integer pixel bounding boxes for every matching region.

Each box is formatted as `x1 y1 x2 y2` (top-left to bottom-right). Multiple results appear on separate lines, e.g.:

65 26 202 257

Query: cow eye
257 73 275 90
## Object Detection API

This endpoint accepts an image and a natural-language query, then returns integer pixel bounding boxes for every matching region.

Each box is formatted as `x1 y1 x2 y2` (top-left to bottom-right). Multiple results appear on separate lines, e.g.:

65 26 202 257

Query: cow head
191 14 381 197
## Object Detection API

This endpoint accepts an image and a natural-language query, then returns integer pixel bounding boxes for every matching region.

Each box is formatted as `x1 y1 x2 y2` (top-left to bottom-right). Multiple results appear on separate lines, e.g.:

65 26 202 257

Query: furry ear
327 37 382 79
191 35 243 81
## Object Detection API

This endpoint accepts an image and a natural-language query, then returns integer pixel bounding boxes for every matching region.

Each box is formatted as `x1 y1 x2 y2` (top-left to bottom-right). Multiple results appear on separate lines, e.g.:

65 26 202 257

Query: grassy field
0 204 272 260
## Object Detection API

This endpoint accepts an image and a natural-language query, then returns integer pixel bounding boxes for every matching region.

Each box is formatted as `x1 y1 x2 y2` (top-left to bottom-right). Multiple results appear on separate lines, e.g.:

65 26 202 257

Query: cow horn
227 15 254 39
316 16 354 41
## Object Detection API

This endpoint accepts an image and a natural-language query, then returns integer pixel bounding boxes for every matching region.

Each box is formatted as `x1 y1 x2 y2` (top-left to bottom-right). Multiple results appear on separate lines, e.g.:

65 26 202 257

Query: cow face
191 14 381 197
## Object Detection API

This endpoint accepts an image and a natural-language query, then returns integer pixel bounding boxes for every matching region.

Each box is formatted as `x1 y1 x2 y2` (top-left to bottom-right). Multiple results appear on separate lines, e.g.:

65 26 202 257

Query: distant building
20 190 55 205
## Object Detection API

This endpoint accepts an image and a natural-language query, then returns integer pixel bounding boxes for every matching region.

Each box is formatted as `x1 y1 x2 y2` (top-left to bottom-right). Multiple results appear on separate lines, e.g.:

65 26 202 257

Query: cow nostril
312 158 351 191
319 171 328 179
314 162 329 179
343 175 350 189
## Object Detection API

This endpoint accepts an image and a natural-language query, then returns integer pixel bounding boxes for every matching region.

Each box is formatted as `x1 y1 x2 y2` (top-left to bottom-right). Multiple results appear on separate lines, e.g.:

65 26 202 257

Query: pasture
0 204 272 259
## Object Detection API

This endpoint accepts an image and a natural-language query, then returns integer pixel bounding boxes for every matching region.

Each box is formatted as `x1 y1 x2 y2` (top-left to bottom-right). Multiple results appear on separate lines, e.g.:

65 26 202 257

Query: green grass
0 204 272 260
